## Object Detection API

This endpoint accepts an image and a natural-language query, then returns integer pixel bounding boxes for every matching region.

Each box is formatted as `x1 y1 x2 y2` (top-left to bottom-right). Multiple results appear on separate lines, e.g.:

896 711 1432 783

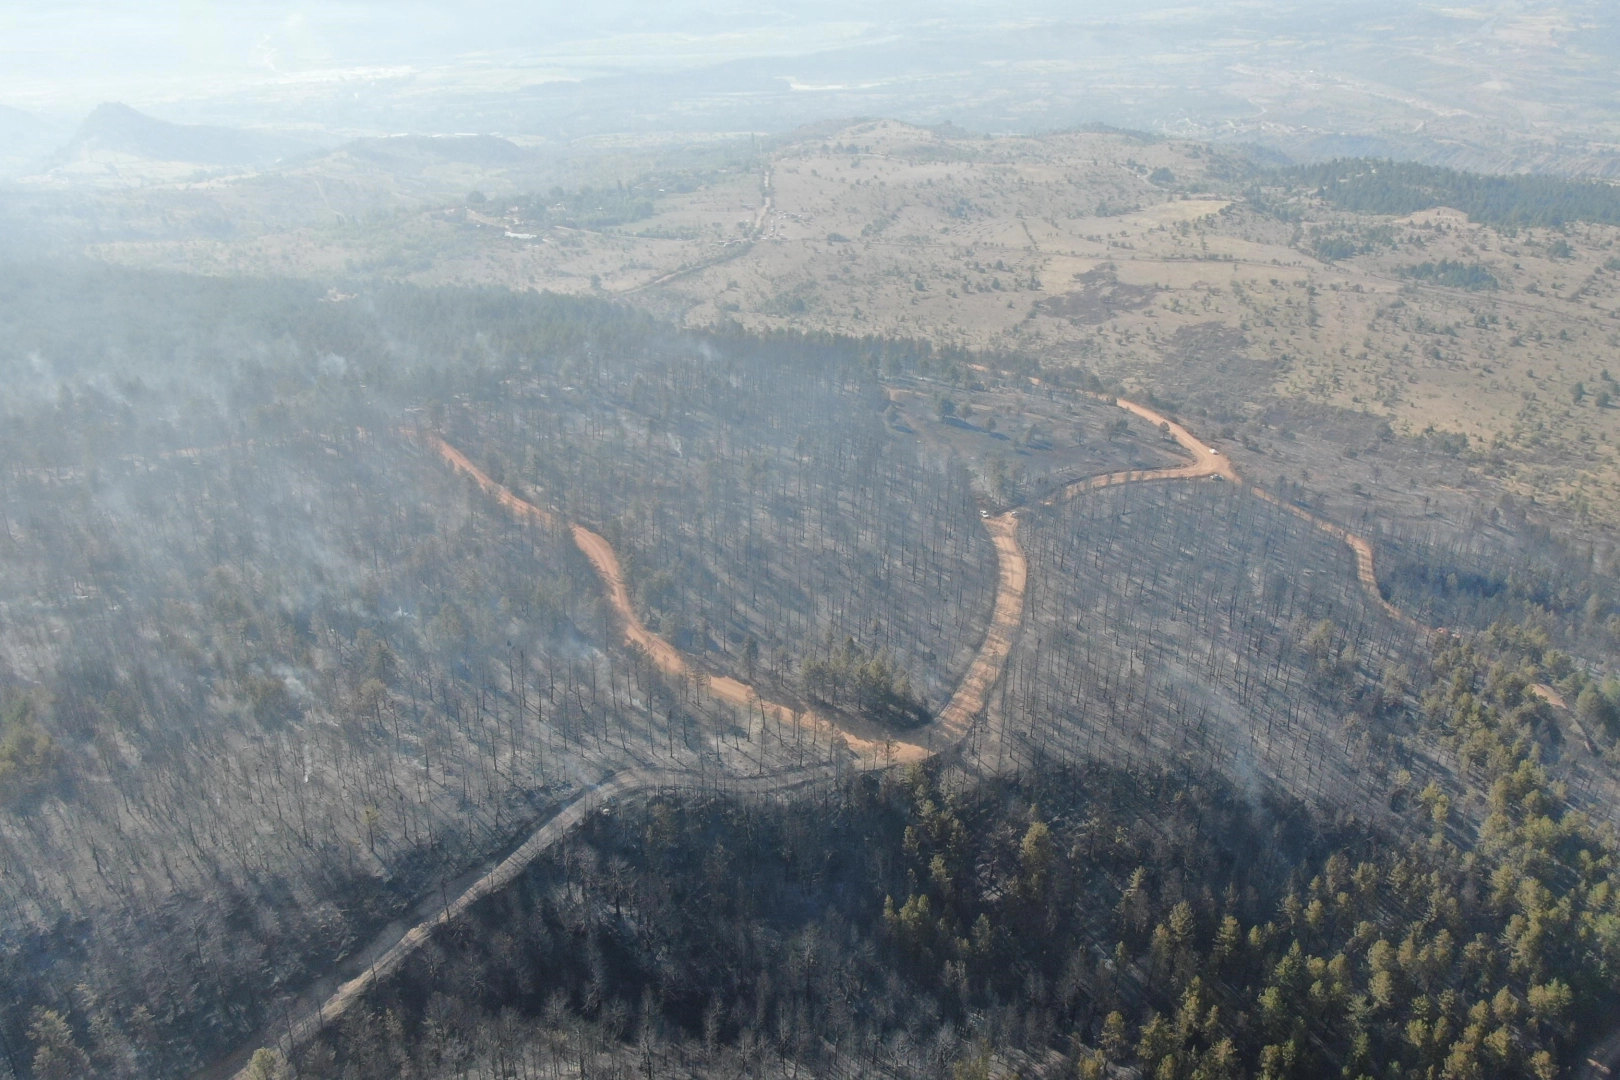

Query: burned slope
443 340 1000 720
994 481 1425 814
289 729 1620 1080
0 402 669 1077
0 268 863 1076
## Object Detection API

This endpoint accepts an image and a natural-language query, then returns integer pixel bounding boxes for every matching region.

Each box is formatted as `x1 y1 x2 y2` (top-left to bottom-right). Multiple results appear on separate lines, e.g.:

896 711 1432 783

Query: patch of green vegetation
1401 260 1499 290
1267 159 1620 228
802 635 930 727
304 622 1620 1079
523 184 657 230
1313 235 1360 262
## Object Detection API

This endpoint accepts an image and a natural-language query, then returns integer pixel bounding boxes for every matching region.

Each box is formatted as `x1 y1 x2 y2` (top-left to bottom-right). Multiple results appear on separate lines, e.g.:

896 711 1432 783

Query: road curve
933 511 1025 744
425 434 956 764
1046 398 1234 505
1065 395 1411 631
1245 487 1417 629
232 399 1419 1076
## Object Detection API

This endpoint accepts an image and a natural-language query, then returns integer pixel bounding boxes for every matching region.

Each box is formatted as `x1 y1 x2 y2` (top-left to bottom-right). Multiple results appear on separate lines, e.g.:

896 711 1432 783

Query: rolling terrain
71 119 1620 548
8 79 1620 1079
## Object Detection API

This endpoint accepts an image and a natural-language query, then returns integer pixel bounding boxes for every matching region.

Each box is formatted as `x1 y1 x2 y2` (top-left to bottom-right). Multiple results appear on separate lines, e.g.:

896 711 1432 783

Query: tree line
1257 159 1620 229
278 616 1620 1079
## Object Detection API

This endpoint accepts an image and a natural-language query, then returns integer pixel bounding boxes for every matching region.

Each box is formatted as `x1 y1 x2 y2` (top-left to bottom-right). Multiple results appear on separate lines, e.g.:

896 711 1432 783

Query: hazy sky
5 0 1603 171
0 0 1201 118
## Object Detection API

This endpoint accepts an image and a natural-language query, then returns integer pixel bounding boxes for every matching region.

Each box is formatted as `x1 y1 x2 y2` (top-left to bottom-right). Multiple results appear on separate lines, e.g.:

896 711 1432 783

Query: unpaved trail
1065 396 1413 632
424 433 949 765
432 438 559 528
570 519 930 761
1245 486 1417 628
629 168 773 293
1048 395 1236 502
1063 399 1616 1078
933 511 1026 743
224 766 829 1080
1113 397 1238 482
249 771 644 1068
752 167 773 234
226 427 1008 1078
232 404 1422 1077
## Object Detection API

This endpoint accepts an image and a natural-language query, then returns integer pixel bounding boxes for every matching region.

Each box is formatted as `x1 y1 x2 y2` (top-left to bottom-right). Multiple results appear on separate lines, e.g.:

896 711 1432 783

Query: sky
3 0 1608 176
0 0 1207 120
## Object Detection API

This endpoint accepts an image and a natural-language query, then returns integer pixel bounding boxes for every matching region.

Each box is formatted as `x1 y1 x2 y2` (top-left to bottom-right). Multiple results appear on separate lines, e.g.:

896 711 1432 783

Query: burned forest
4 256 1620 1080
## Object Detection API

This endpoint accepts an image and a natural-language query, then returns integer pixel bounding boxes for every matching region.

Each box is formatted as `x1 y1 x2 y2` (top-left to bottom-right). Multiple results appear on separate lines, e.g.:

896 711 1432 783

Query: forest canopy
5 255 1620 1080
1261 159 1620 228
1400 260 1499 290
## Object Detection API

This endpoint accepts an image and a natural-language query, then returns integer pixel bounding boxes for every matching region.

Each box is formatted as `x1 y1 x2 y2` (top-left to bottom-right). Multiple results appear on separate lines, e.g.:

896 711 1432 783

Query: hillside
72 122 1620 541
287 751 1620 1080
13 3 1620 1076
0 104 62 176
8 126 1620 1080
30 103 320 185
3 259 1620 1079
0 268 1008 1075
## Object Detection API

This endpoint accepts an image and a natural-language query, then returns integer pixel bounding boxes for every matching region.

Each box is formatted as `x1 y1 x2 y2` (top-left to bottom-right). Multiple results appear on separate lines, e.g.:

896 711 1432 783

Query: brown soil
426 433 940 764
932 510 1026 744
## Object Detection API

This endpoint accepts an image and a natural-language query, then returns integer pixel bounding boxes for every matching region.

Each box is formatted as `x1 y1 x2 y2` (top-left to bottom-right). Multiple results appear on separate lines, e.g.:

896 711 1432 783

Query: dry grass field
86 120 1620 538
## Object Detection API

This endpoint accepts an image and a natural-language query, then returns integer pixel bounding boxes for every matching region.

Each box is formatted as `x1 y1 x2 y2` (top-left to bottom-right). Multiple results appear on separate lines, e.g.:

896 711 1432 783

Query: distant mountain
341 134 533 168
49 103 317 170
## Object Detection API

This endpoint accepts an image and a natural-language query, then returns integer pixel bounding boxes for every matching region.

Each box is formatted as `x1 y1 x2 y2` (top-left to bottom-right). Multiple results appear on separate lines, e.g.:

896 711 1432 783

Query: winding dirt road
1056 395 1411 630
427 434 952 764
932 511 1025 744
1246 487 1417 628
231 394 1421 1076
1047 397 1235 504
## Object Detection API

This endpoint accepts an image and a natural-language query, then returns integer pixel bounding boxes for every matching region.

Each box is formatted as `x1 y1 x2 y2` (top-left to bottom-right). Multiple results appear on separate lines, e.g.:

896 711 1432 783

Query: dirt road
426 434 943 764
1046 397 1236 505
1065 396 1411 631
233 406 1417 1076
432 438 559 528
1072 396 1614 1080
224 765 830 1079
933 511 1026 743
221 431 1031 1074
752 168 773 234
1244 486 1417 628
630 168 773 293
255 771 643 1065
